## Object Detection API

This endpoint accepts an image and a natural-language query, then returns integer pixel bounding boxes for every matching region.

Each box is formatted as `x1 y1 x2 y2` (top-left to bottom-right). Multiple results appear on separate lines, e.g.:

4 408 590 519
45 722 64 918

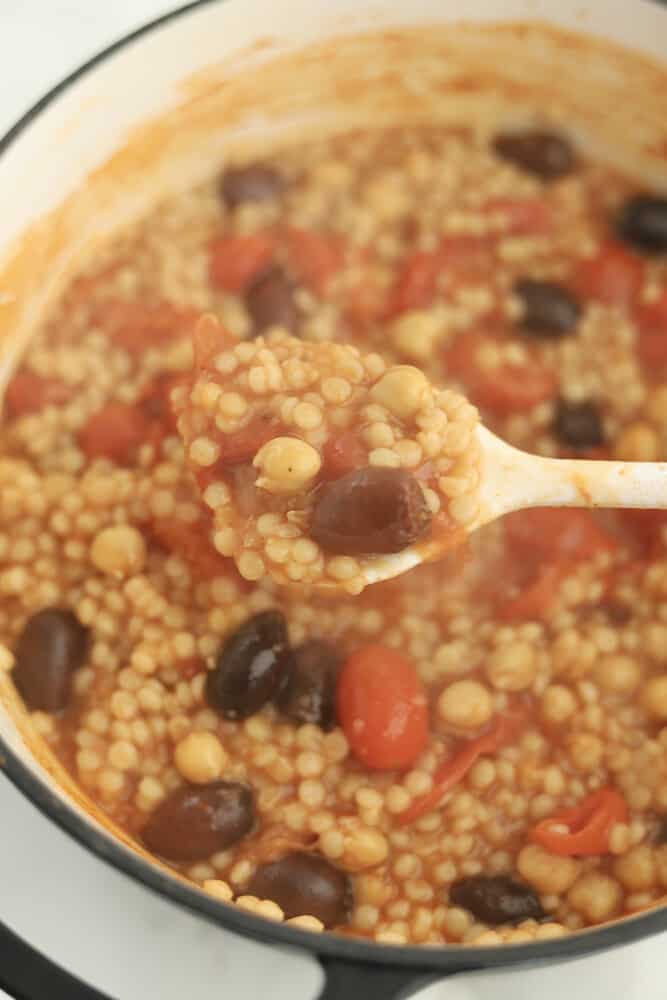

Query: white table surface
0 3 666 999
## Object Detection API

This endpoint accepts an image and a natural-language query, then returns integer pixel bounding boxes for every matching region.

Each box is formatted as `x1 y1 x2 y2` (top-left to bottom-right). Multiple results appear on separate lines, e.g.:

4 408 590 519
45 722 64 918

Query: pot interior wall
0 0 666 937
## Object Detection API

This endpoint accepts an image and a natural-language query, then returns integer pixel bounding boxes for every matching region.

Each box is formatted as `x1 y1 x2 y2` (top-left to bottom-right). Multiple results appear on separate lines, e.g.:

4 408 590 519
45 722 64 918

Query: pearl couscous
3 123 667 945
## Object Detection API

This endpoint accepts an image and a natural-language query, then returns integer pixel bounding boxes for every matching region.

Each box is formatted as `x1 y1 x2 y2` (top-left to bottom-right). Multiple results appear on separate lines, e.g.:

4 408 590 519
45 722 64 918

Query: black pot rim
1 0 667 974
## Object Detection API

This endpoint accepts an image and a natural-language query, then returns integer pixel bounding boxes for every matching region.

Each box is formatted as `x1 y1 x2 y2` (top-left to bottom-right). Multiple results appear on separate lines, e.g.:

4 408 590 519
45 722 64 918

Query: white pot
0 3 666 998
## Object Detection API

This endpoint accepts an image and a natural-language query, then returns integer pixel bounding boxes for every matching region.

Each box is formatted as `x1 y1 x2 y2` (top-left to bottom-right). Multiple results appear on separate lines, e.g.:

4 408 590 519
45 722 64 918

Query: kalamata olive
206 611 290 720
142 781 254 861
450 874 545 925
617 196 667 254
553 398 605 450
220 163 286 209
246 852 352 927
310 467 432 556
515 279 581 338
493 130 576 180
13 608 89 712
277 640 340 730
245 267 298 335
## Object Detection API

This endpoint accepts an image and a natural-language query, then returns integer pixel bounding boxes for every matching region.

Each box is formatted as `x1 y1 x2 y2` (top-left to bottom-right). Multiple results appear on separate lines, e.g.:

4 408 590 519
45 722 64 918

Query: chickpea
390 311 443 363
614 422 659 462
593 654 641 695
203 879 234 902
437 679 493 729
174 731 228 784
568 873 621 922
517 844 580 895
370 366 430 420
640 676 667 720
254 437 321 496
342 826 389 872
540 684 577 724
613 845 656 892
485 641 537 692
90 525 146 578
567 732 604 773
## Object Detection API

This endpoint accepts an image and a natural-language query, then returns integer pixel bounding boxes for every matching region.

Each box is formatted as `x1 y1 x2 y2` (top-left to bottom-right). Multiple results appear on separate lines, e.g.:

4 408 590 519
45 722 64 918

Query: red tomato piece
530 786 628 857
485 197 553 235
79 402 150 464
321 432 367 480
284 228 346 296
337 644 429 771
636 290 667 366
472 362 557 415
439 236 495 286
443 331 557 415
208 232 275 293
385 251 443 317
574 242 645 309
618 509 667 557
504 507 618 563
498 562 573 622
5 371 73 417
95 301 199 355
151 515 246 584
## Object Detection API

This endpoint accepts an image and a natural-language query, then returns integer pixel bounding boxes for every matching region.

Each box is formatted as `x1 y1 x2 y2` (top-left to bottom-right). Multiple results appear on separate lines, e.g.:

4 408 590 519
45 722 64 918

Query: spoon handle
477 427 667 525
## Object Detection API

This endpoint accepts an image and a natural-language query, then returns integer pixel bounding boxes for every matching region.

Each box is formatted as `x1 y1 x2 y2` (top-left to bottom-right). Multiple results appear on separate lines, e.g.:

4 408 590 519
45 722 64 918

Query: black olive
142 781 255 862
450 874 545 925
515 279 581 338
245 267 299 335
553 398 605 450
656 816 667 844
220 163 286 209
310 467 432 556
493 130 576 180
13 608 90 712
246 852 352 927
206 611 290 720
277 640 340 730
617 196 667 254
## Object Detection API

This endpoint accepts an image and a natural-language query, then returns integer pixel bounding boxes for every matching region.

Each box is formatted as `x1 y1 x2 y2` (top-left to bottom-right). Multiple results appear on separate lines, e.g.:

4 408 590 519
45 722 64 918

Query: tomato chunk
636 290 667 366
385 251 443 316
321 432 367 480
574 242 645 309
504 507 618 564
5 371 73 417
498 562 573 622
95 302 199 355
284 228 346 296
485 197 553 235
337 644 429 771
208 232 275 293
444 331 557 415
79 402 149 464
151 515 246 583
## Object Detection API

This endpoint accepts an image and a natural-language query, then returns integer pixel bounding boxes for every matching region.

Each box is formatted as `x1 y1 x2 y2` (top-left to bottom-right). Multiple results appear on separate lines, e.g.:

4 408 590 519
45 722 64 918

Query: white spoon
360 424 667 587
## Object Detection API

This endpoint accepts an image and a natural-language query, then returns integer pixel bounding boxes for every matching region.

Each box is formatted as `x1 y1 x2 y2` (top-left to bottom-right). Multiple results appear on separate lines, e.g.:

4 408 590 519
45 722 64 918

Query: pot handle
0 918 112 1000
318 955 443 1000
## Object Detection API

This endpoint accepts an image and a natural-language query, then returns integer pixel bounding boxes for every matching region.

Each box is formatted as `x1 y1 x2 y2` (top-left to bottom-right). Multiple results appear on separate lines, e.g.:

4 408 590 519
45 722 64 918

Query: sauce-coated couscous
3 123 667 945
